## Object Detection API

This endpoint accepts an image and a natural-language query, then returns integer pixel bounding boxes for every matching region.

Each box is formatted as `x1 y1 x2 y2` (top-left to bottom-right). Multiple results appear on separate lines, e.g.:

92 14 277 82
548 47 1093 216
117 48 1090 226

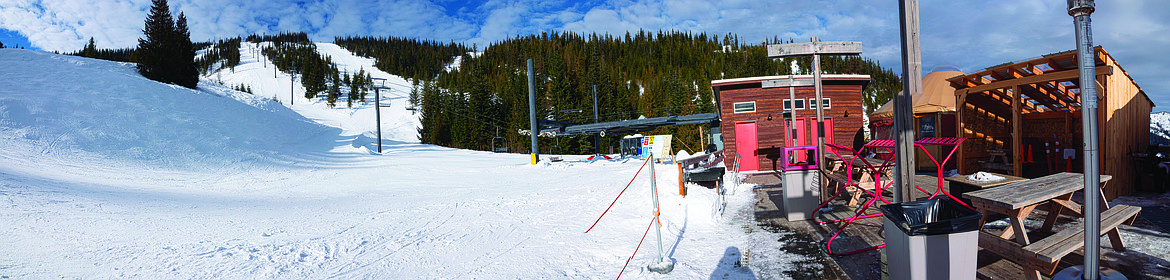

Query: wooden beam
989 71 1008 82
995 88 1037 112
964 77 981 87
767 41 862 57
957 90 967 173
1027 63 1045 76
1047 58 1065 71
762 78 815 88
1011 67 1031 79
1026 83 1070 109
1047 81 1073 99
954 65 1112 94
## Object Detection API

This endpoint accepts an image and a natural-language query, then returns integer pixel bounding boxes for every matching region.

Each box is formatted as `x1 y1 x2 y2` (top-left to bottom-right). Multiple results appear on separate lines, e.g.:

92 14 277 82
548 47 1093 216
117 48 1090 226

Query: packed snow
0 47 806 278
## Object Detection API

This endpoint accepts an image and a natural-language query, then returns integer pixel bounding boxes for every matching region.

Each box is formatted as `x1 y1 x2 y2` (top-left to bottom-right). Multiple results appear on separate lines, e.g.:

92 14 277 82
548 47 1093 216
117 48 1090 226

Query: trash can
880 198 982 280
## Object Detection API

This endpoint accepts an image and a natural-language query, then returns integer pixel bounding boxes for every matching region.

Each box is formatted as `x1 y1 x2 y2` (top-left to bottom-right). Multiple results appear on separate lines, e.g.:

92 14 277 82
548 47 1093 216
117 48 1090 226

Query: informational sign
641 135 673 159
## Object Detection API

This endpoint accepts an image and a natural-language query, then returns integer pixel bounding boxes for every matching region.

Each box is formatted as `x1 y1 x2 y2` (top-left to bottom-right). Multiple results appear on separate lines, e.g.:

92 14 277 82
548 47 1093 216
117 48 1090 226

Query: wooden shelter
949 47 1154 199
712 75 870 172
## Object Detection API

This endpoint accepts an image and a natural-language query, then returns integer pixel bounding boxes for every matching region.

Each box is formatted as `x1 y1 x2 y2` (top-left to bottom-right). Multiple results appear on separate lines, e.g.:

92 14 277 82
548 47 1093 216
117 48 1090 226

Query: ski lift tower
370 77 393 153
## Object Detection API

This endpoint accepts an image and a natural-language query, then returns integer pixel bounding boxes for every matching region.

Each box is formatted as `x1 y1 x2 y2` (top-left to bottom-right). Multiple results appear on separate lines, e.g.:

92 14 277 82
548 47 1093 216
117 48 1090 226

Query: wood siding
715 77 869 171
1101 54 1153 199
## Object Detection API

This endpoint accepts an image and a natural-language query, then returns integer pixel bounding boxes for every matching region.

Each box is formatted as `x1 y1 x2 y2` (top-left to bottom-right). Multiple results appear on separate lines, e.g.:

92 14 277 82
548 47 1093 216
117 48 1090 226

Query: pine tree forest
337 30 901 156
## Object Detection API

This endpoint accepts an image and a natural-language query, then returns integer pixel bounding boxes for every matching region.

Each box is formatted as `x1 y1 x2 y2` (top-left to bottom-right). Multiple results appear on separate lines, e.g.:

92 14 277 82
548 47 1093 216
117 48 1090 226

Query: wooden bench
979 204 1141 280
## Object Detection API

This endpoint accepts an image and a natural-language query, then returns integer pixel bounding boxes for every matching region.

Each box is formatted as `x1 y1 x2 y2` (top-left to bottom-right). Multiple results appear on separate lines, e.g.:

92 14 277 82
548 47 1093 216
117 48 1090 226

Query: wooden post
957 90 967 174
1012 85 1023 176
894 0 921 203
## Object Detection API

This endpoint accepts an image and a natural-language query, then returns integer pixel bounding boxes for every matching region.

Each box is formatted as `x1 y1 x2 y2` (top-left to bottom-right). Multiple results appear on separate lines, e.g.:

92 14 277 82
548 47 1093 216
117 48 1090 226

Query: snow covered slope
202 42 420 143
0 48 805 278
1152 112 1170 145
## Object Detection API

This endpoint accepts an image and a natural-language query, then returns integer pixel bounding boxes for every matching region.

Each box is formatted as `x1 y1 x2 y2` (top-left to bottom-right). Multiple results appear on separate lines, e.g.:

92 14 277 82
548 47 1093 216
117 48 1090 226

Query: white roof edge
712 74 871 85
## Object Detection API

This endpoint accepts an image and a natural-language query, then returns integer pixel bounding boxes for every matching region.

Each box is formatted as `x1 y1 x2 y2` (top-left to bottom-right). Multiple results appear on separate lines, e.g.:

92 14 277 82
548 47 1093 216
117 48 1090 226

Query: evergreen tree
0 40 5 48
135 0 197 89
136 0 174 83
83 37 97 58
174 12 199 88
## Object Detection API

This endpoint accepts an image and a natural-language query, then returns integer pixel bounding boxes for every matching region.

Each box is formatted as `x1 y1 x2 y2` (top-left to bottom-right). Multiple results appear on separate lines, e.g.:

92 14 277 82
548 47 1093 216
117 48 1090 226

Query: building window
733 101 756 113
808 98 831 109
783 99 806 110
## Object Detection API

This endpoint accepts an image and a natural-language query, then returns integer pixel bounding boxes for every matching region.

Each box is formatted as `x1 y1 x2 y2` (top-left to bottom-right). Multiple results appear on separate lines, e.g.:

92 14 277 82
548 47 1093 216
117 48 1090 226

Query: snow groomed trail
0 48 809 278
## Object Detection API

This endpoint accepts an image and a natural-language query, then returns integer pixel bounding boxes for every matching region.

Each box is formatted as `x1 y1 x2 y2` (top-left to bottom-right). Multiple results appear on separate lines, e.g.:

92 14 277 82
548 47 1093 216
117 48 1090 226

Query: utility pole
894 0 922 203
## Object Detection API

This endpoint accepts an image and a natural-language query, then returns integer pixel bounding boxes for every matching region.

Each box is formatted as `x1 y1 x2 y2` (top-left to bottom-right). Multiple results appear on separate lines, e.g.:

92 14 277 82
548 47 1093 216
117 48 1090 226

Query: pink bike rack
815 140 896 256
912 137 972 209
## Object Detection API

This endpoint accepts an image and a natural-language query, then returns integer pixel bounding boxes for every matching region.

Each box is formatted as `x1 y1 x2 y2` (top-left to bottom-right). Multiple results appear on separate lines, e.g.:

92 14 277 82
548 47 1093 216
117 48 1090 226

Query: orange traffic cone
1024 144 1035 163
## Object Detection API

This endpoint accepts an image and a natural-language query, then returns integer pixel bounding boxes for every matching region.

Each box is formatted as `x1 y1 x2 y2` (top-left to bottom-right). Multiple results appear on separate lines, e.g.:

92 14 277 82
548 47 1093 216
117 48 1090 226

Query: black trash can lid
880 198 983 236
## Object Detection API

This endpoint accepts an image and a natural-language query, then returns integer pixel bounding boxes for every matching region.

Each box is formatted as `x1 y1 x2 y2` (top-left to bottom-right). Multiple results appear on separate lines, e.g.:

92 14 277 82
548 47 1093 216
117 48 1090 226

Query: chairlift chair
491 128 507 153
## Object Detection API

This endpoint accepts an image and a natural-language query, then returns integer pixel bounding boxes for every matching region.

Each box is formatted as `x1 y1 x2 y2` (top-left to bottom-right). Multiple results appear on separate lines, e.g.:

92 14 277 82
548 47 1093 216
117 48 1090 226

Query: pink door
786 118 808 146
809 117 834 145
735 121 758 171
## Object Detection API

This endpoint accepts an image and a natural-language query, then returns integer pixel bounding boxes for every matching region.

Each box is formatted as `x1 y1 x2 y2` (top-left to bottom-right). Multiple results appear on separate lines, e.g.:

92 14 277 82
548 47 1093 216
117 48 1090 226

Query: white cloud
1 0 1166 106
0 0 148 51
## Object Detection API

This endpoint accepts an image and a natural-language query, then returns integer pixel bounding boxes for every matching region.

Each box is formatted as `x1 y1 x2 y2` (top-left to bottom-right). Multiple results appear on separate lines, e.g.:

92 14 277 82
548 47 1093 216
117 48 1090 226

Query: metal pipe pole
528 59 539 165
649 153 664 263
1069 1 1100 279
376 87 382 153
894 0 923 203
789 75 797 147
593 84 600 157
811 38 827 166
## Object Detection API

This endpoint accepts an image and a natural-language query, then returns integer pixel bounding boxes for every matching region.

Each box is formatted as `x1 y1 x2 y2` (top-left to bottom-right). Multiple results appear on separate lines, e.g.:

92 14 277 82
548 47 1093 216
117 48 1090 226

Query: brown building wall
715 77 869 171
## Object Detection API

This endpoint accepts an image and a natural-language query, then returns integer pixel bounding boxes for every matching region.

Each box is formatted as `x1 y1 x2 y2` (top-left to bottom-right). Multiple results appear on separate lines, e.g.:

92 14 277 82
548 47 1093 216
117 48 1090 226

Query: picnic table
944 172 1028 204
963 172 1141 280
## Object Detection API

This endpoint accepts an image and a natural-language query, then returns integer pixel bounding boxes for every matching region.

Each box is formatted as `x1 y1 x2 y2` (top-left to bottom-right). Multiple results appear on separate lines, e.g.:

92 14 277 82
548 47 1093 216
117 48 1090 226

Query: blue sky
2 0 1167 108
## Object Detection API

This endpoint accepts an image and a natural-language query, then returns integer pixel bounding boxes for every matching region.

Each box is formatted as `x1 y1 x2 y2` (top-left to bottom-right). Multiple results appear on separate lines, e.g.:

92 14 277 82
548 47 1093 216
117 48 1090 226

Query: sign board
640 135 673 159
767 41 863 57
762 78 815 88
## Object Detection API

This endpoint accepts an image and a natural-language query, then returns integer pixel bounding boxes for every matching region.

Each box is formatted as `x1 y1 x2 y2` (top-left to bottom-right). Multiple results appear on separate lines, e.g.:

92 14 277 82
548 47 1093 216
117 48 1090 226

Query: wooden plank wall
959 102 1012 174
1101 56 1153 199
717 81 867 171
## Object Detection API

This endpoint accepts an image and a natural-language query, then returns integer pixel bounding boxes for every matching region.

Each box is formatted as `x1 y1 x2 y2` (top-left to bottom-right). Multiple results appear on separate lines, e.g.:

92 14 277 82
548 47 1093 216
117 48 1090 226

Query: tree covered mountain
339 30 901 155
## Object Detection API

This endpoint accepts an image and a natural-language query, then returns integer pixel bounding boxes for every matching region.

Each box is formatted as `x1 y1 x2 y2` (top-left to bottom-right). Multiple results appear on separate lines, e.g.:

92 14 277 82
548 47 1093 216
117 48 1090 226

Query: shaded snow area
0 48 804 278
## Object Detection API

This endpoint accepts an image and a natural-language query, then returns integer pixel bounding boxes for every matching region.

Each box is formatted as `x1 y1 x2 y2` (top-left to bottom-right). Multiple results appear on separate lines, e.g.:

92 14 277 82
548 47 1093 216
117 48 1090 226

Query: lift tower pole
371 77 389 153
528 59 539 165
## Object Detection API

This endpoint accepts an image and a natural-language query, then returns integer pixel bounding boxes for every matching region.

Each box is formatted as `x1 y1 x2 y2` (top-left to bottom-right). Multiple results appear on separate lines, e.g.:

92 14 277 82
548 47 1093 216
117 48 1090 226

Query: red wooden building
712 75 871 171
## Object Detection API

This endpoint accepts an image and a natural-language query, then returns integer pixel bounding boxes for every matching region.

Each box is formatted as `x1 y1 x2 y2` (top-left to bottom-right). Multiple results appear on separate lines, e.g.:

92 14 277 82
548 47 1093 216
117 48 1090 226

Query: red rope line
616 217 656 280
586 156 652 233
